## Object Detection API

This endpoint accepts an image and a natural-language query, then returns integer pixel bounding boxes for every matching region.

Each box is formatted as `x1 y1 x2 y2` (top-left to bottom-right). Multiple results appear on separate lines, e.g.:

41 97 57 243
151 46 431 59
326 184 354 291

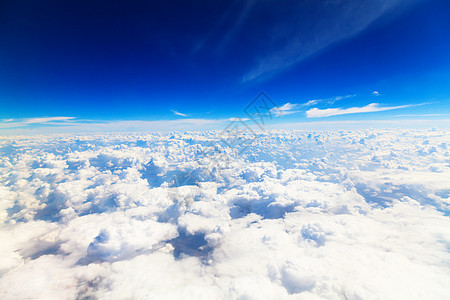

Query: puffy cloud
0 129 449 298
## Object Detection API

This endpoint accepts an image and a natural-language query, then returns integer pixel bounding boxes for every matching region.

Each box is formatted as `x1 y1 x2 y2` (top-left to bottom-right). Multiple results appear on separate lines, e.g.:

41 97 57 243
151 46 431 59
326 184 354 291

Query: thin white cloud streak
171 110 188 117
302 100 319 107
228 117 249 121
0 117 76 129
242 1 407 83
271 103 300 117
306 103 413 118
215 0 257 54
302 94 356 106
268 118 450 130
0 118 228 135
393 114 448 117
191 1 237 54
23 117 75 124
270 95 356 117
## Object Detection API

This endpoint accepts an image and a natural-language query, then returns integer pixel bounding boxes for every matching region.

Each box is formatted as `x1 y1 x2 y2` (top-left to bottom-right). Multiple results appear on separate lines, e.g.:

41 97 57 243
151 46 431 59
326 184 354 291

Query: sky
1 0 450 133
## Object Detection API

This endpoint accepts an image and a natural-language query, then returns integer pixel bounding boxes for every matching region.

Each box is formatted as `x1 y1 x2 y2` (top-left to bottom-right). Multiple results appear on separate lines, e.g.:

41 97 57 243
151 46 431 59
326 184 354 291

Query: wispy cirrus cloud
301 100 319 107
242 1 407 83
302 94 356 106
25 117 76 124
171 110 188 117
270 103 300 117
306 103 413 118
0 117 228 134
393 113 448 117
0 117 76 129
269 95 356 117
216 0 257 54
228 117 249 121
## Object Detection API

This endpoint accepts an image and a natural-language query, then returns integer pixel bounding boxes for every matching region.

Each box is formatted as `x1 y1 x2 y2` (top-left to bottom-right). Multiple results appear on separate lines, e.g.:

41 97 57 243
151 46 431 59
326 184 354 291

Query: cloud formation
0 117 76 129
0 118 226 134
270 103 299 117
306 103 412 118
171 110 188 117
301 94 357 107
0 129 449 298
242 1 406 82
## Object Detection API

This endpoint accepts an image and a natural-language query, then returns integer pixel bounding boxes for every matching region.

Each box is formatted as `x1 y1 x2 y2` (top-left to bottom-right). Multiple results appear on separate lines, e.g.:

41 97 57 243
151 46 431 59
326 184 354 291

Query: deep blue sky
1 0 450 131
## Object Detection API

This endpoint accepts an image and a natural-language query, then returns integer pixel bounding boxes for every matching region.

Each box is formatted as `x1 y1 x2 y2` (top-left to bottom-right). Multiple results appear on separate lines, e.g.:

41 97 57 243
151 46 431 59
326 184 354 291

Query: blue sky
1 0 450 133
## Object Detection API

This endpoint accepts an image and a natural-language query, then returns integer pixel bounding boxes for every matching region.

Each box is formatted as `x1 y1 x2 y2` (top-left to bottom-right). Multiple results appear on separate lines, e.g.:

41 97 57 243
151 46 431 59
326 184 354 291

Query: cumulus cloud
0 129 449 299
306 103 413 118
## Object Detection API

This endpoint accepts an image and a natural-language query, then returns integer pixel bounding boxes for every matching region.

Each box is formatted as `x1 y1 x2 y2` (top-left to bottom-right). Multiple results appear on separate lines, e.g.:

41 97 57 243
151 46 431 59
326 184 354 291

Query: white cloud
228 117 249 121
373 91 380 96
302 99 319 107
23 117 76 124
303 94 356 106
270 102 299 117
0 118 227 134
1 129 450 299
306 103 412 118
267 118 450 130
171 110 188 117
393 113 448 117
0 117 76 129
242 1 407 82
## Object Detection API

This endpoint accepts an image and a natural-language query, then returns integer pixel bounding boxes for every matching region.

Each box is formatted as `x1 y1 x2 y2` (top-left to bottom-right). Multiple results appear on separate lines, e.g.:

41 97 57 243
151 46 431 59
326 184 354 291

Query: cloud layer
0 129 449 299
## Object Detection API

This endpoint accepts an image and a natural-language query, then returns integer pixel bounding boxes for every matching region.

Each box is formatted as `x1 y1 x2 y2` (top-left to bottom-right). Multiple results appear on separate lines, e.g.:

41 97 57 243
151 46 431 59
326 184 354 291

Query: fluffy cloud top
0 129 449 299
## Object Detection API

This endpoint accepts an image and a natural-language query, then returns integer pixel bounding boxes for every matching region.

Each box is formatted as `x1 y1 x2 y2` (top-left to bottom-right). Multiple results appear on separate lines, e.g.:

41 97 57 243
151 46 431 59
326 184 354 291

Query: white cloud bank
306 103 413 118
0 129 449 299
